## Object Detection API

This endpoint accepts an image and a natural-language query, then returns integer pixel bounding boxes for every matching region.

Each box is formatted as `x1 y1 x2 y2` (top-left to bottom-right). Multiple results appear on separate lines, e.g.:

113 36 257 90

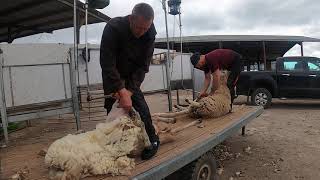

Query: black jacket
99 16 157 94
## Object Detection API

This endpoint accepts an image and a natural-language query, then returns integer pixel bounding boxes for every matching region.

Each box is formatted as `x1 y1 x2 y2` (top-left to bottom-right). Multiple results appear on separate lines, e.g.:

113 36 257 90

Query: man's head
190 52 206 70
129 3 154 38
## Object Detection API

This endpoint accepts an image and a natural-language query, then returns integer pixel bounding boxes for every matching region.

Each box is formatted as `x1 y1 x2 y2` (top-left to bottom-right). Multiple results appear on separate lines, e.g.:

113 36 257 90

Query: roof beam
0 16 74 38
0 9 70 28
56 0 110 22
0 0 55 17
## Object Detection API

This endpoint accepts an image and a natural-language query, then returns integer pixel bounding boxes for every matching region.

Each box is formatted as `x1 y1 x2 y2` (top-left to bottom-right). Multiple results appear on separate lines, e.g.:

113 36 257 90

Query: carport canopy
155 35 320 68
0 0 111 43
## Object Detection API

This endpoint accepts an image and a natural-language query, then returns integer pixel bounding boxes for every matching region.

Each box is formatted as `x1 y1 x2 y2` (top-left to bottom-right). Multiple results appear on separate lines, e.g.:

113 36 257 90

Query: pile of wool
45 103 150 180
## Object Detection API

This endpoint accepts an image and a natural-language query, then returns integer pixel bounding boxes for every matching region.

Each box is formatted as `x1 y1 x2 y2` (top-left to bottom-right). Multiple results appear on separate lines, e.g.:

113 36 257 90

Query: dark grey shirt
100 15 157 94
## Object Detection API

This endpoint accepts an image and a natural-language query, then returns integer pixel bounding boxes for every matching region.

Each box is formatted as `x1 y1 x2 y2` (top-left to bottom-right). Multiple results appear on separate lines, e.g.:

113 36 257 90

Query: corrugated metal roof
0 0 111 43
155 35 320 61
156 35 320 43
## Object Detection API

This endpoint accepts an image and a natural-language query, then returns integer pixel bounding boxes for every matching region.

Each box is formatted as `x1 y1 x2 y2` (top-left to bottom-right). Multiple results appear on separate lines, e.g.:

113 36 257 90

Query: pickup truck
236 56 320 108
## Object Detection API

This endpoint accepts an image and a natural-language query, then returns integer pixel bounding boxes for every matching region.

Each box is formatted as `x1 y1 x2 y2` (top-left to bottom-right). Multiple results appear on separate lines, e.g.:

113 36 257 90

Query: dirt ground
1 91 320 180
219 96 320 180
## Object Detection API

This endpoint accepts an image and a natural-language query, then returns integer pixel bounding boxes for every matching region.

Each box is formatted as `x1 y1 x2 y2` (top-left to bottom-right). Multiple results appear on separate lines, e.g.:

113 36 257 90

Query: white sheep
152 71 231 120
45 105 150 180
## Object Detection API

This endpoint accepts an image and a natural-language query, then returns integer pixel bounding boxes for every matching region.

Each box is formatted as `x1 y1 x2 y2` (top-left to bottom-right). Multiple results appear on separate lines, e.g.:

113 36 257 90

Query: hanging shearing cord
172 13 187 90
84 1 91 121
170 15 176 78
169 13 187 90
85 0 91 121
170 13 190 105
178 12 186 90
76 50 82 109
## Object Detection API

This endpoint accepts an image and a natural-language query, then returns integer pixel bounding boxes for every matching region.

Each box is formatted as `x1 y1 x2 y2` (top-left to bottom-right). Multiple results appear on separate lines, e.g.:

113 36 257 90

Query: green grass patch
0 122 25 136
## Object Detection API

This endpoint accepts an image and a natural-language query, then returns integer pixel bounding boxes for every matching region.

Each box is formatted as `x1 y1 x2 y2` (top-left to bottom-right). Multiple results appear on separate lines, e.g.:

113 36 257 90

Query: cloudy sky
14 0 320 56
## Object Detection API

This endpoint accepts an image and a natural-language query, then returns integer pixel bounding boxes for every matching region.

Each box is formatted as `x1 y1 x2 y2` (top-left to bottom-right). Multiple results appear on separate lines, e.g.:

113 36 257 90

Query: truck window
283 60 304 72
307 59 320 72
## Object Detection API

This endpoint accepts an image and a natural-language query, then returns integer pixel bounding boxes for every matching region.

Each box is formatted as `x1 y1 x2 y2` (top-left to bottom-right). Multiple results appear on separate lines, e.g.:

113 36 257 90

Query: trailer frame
133 106 263 180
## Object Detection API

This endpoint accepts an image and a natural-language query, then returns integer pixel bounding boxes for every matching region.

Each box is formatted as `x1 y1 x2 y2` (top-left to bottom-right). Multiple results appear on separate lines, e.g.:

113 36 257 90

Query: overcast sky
13 0 320 56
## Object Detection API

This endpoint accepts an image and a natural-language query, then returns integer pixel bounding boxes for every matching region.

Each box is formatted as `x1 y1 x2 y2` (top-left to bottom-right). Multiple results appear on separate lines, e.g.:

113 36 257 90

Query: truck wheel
167 152 218 180
251 88 272 108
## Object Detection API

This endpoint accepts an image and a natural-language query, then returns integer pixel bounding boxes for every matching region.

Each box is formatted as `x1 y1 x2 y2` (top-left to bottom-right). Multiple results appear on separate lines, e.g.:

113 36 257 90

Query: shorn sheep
152 70 231 120
45 105 150 180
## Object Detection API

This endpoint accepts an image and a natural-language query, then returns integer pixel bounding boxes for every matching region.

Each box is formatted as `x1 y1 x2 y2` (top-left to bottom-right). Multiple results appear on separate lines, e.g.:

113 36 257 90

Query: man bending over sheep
100 3 159 160
190 49 242 111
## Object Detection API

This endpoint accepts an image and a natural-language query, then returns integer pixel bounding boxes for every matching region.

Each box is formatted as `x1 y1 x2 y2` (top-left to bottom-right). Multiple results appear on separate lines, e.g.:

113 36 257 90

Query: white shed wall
0 44 193 107
0 44 72 107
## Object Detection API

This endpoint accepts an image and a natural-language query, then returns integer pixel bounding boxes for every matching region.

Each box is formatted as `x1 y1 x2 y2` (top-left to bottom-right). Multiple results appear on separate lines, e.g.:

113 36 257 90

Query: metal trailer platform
0 103 263 179
98 105 263 180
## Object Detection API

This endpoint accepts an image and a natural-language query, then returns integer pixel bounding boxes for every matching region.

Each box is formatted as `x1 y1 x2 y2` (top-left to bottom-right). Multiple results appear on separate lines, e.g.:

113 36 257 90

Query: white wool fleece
45 103 150 179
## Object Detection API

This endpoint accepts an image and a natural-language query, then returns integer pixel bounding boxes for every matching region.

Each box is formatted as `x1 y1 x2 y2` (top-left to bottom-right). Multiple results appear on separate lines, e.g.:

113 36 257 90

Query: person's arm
210 68 221 94
100 23 124 93
199 71 211 98
100 23 132 111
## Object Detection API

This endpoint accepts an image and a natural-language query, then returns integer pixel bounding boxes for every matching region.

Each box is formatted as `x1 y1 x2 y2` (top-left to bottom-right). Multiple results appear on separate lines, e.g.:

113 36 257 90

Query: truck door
277 57 309 98
306 58 320 98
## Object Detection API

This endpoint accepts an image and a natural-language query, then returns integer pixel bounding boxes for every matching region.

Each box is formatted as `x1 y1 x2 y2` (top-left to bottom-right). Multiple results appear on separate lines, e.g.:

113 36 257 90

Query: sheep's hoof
48 168 64 180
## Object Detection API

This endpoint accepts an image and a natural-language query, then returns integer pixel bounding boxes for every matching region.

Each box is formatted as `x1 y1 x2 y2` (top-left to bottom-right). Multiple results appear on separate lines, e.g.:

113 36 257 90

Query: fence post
0 48 9 144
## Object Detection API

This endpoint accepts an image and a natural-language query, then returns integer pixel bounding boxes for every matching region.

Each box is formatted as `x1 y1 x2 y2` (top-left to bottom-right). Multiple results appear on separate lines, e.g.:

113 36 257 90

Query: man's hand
198 91 208 99
113 92 120 99
208 91 215 96
118 88 133 112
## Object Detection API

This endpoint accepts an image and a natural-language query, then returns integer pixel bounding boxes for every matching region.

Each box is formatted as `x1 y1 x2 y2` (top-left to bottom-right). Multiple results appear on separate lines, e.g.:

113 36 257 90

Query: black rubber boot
141 138 160 160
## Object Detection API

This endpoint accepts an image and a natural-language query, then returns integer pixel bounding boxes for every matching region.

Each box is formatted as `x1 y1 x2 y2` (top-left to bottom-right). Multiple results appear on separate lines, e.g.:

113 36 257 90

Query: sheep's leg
159 133 175 144
67 165 82 180
160 126 171 133
153 122 160 135
174 104 187 111
171 119 202 134
153 116 176 123
185 99 201 107
158 119 202 144
152 109 190 118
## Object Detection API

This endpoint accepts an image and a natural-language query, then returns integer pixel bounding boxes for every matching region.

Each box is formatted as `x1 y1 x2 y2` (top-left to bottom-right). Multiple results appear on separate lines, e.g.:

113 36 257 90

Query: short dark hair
190 52 201 66
132 3 154 21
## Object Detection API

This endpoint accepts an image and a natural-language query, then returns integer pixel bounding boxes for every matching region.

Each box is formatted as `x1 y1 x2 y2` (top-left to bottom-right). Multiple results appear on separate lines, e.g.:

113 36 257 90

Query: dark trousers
227 55 241 109
104 89 158 142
